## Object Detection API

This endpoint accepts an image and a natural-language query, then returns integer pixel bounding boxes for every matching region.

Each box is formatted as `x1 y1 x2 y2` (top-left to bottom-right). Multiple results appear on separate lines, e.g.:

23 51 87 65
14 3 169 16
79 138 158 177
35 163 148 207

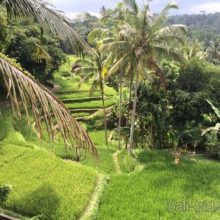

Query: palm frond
123 0 139 15
75 58 94 67
101 41 131 54
153 45 185 62
31 43 52 64
151 2 179 30
87 28 108 45
155 24 187 40
0 54 97 158
154 34 185 45
106 55 127 78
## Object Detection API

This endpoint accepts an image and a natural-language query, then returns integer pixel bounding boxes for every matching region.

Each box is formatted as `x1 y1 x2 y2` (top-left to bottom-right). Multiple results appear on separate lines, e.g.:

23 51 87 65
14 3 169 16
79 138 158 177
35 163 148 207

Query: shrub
206 131 220 159
0 184 12 203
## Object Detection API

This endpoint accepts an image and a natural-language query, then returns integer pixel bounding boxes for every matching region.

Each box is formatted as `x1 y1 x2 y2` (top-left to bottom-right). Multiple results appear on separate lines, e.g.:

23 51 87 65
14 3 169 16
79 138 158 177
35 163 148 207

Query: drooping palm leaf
155 24 187 40
106 55 127 78
151 2 179 29
123 0 139 15
0 54 97 157
31 43 52 64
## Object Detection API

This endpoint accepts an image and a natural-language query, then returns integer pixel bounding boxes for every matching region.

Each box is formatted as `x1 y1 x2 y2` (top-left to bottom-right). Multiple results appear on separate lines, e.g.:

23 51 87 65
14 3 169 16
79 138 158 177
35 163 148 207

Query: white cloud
189 2 220 14
66 12 100 19
49 0 220 15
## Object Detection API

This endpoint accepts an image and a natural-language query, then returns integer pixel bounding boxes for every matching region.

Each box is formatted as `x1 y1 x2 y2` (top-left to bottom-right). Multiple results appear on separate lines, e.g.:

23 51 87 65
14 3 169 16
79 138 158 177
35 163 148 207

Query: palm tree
102 0 186 153
73 28 115 146
206 40 220 65
183 39 205 61
101 4 127 150
0 0 97 157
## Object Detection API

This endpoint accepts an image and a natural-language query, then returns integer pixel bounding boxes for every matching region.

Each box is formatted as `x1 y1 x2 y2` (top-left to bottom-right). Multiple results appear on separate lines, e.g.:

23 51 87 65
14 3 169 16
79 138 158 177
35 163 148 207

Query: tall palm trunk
99 72 108 146
128 70 140 154
125 72 133 149
118 71 123 150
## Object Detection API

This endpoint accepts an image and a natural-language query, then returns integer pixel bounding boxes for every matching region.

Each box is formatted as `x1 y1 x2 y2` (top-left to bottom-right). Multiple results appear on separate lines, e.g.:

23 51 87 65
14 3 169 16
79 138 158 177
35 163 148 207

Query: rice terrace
0 0 220 219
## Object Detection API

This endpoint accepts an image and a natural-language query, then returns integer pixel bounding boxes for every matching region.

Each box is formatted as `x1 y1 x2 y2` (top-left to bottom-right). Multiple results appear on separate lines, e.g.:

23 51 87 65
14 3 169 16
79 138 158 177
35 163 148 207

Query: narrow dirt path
112 151 122 175
79 174 108 220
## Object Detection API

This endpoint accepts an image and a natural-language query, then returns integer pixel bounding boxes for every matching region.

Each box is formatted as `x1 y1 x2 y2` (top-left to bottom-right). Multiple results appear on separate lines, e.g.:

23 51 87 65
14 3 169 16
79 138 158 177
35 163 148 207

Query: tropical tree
73 28 115 146
206 40 220 65
101 3 128 150
102 0 187 153
0 0 97 157
183 39 205 61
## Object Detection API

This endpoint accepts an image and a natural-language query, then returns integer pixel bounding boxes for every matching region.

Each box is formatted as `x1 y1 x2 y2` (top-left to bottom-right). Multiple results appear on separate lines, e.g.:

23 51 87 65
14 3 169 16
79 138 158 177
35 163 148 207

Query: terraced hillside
53 55 116 121
52 55 118 174
0 110 98 220
1 55 220 220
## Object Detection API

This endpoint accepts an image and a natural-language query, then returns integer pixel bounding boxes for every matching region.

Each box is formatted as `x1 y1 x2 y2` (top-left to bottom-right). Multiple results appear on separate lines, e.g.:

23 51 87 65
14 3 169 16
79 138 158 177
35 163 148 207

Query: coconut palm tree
183 39 205 61
73 28 115 146
0 0 97 157
100 4 127 150
102 0 187 153
206 40 220 65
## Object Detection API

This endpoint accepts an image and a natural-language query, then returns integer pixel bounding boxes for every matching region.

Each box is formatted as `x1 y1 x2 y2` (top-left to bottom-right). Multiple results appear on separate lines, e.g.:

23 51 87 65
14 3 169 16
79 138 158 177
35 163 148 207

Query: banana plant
202 100 220 136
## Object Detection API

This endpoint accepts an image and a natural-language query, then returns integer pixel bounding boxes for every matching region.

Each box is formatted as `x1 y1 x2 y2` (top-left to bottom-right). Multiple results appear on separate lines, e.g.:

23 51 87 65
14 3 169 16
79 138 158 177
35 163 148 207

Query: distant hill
168 13 220 46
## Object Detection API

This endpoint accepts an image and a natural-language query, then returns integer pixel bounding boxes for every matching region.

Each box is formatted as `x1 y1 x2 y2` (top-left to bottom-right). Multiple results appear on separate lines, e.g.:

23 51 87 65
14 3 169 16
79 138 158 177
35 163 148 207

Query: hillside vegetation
1 0 220 219
0 111 98 220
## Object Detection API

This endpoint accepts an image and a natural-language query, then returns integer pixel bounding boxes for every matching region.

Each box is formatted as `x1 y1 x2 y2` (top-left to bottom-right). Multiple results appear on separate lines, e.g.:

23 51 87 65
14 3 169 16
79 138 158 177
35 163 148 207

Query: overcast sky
49 0 220 18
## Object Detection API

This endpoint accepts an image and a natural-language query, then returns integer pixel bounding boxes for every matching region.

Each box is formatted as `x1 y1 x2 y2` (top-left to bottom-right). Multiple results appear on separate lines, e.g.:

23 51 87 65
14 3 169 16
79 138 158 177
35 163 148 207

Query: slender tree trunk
128 71 140 154
141 116 144 148
99 73 108 146
118 71 123 150
125 72 133 149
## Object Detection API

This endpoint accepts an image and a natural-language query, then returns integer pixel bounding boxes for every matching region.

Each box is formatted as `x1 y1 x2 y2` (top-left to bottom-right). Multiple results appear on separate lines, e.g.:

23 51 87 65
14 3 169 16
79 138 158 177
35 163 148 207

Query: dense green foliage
127 59 220 157
0 11 65 82
0 185 11 203
1 0 220 219
168 13 220 45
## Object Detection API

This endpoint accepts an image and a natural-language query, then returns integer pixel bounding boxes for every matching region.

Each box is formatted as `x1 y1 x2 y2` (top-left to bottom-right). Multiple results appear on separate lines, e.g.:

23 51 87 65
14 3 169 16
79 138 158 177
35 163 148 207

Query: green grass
96 150 220 220
65 99 115 110
62 96 103 103
0 109 98 219
1 53 220 220
81 131 117 174
57 91 103 99
72 112 91 118
81 147 115 174
0 144 97 220
53 55 116 97
118 150 138 173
